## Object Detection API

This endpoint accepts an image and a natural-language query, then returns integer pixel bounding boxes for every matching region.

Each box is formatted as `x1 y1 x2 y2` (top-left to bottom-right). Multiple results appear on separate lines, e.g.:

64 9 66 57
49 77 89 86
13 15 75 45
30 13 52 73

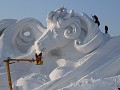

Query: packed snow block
14 73 50 90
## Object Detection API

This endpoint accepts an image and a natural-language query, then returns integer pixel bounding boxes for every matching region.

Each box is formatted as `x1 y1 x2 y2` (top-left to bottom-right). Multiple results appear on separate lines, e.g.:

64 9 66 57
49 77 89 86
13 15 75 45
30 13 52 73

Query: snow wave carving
0 18 45 59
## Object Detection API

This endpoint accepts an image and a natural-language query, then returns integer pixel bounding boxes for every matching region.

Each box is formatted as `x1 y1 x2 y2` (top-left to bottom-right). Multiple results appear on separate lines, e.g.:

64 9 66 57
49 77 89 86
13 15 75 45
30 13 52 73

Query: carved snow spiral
16 26 35 53
64 22 81 39
2 18 45 58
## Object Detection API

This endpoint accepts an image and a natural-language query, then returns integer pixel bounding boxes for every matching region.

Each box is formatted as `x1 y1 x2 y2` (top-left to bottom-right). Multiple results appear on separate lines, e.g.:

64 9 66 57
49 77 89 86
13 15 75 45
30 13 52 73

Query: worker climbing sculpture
91 14 100 27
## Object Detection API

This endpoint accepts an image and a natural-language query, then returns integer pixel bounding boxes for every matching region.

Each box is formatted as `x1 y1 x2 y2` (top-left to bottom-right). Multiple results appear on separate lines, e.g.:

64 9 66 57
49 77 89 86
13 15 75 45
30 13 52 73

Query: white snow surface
0 7 120 90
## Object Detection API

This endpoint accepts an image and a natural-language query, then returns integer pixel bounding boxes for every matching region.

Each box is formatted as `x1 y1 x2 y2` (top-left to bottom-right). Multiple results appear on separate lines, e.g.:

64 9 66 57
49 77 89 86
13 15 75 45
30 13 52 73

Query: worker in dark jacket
92 15 100 27
105 25 108 34
35 52 42 61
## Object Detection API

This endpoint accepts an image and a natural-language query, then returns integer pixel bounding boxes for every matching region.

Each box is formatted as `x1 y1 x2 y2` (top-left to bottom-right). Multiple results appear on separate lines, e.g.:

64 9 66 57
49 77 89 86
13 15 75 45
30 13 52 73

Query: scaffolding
3 53 43 90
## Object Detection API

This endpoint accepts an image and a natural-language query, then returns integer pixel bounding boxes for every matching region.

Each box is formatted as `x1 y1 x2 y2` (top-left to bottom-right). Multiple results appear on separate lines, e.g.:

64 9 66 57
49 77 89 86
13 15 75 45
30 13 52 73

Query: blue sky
0 0 120 36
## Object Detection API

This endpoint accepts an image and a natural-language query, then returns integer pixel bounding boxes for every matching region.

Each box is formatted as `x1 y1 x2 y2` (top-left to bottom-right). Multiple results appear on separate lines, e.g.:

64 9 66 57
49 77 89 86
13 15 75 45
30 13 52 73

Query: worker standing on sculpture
105 25 108 34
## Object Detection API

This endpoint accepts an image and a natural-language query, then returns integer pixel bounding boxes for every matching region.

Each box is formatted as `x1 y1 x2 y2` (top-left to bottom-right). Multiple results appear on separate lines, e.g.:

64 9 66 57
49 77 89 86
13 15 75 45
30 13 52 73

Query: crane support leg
5 60 13 90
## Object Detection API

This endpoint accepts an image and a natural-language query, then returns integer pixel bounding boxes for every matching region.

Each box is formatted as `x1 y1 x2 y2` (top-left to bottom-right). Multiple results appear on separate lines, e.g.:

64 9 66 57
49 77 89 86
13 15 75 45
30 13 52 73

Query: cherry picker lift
3 52 43 90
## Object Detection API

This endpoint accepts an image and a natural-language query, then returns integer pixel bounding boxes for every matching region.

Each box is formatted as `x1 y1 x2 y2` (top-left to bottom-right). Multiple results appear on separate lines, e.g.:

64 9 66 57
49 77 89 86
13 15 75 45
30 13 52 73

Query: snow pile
50 59 76 81
60 76 120 90
15 73 50 90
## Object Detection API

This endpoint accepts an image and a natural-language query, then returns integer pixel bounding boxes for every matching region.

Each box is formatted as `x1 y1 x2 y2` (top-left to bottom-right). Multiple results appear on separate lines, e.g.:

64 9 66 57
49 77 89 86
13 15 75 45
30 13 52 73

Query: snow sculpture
1 7 120 90
35 7 105 55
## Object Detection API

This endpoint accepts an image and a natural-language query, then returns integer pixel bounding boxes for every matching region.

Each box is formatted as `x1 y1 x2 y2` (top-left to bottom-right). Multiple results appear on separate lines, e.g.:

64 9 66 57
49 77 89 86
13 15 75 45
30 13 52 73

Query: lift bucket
35 60 43 65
